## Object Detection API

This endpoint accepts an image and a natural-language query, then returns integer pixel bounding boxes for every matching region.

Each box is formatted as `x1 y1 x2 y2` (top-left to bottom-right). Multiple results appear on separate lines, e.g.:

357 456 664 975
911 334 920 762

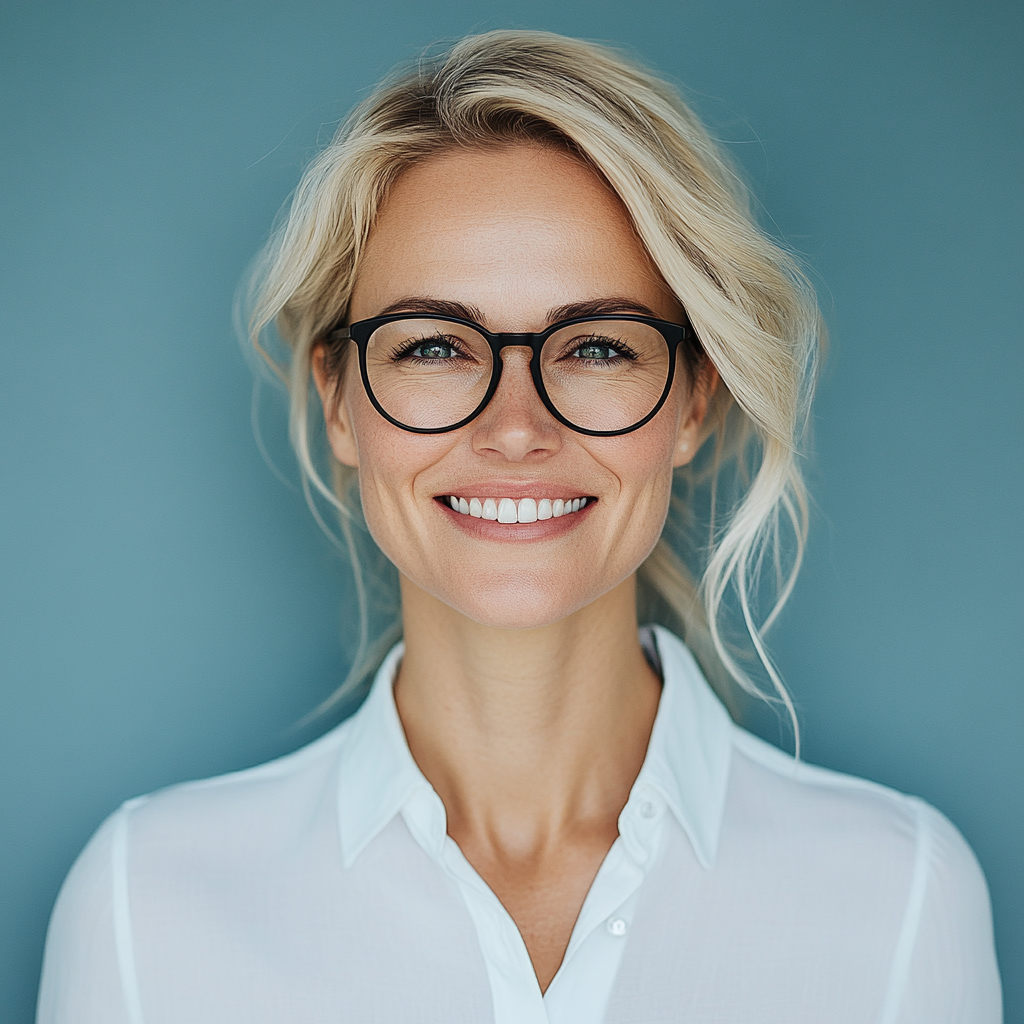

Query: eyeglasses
328 312 698 437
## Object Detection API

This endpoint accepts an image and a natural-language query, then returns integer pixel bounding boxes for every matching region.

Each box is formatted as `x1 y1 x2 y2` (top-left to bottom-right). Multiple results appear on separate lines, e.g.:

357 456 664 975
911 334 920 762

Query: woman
37 30 1000 1023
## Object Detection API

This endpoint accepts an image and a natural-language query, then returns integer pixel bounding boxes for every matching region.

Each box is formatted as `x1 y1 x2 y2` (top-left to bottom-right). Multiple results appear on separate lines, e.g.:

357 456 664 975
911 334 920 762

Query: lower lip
434 498 596 540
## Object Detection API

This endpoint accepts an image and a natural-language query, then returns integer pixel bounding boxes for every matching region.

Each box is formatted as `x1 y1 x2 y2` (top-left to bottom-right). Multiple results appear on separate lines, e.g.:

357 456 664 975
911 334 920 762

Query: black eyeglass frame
328 312 699 437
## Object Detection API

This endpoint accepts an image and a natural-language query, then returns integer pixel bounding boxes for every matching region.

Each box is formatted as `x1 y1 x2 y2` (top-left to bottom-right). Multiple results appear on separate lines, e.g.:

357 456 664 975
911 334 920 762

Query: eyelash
389 335 471 362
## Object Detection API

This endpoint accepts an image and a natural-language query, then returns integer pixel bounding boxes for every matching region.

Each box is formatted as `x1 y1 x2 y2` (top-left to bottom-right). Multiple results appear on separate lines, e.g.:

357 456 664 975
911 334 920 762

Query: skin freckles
312 142 715 993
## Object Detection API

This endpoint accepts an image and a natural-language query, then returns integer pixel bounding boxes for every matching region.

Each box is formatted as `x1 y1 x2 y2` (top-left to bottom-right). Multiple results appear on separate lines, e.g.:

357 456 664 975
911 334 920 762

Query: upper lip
435 481 594 499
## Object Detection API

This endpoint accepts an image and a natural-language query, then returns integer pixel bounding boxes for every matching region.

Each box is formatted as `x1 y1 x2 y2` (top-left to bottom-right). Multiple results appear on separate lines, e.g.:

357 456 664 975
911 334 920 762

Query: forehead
349 143 675 327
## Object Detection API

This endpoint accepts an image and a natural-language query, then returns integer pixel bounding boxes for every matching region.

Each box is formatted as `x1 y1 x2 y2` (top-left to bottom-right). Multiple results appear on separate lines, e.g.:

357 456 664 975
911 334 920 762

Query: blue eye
412 340 456 359
570 338 635 362
574 343 619 360
393 336 462 361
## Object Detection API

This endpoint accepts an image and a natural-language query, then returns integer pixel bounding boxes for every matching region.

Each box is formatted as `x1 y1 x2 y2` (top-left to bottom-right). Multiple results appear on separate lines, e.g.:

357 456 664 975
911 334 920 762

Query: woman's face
316 143 712 629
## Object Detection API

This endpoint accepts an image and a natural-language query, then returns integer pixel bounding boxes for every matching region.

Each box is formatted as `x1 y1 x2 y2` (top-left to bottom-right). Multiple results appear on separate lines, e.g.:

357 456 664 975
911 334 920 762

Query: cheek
592 411 679 507
353 452 427 582
345 392 449 561
344 371 421 483
590 414 680 548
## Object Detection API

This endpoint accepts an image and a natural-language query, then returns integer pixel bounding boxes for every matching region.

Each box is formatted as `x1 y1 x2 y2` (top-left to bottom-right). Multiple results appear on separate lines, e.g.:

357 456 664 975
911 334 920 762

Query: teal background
1 0 1021 1019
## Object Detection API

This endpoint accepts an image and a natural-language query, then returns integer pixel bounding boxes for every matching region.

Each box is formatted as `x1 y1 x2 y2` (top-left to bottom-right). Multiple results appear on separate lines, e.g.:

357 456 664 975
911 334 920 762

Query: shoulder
121 719 354 869
725 724 984 891
38 808 130 1023
728 725 926 841
38 721 356 1021
66 719 353 905
727 725 977 868
720 726 1001 1021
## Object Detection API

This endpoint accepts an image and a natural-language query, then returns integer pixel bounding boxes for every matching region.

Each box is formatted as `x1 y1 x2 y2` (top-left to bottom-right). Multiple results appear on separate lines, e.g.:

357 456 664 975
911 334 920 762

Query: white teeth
518 498 538 523
446 495 590 523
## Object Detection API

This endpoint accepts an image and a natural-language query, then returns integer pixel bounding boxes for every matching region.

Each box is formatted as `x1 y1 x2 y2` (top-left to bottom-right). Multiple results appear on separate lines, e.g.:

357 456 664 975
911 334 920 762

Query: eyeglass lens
363 318 671 432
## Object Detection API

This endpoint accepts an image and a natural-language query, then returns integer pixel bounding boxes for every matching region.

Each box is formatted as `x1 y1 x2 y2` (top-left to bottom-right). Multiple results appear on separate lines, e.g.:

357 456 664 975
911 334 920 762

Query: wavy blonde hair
243 30 823 749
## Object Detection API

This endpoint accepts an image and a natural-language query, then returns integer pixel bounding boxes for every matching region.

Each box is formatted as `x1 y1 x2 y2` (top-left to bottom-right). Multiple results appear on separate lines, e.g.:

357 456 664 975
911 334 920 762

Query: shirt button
607 917 628 937
639 800 657 819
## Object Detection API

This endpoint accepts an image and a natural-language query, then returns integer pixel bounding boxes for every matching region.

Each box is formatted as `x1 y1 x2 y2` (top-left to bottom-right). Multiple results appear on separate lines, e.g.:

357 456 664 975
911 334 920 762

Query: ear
311 344 360 468
672 358 719 468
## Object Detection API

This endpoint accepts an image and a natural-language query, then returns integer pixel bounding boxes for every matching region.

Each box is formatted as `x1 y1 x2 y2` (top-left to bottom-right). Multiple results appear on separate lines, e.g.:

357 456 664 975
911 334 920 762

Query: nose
471 347 562 462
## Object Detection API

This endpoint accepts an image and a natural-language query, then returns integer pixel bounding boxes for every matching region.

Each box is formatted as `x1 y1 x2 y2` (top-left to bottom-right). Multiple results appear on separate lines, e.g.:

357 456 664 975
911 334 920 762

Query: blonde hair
243 30 823 750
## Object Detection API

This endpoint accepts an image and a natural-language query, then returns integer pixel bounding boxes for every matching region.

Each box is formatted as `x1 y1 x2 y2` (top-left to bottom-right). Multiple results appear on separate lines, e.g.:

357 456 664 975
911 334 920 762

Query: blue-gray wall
1 1 1020 1019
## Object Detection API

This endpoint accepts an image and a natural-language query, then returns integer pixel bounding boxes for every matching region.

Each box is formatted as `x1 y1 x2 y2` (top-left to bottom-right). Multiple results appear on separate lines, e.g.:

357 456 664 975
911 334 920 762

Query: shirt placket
400 780 669 1024
542 784 668 1024
401 786 548 1024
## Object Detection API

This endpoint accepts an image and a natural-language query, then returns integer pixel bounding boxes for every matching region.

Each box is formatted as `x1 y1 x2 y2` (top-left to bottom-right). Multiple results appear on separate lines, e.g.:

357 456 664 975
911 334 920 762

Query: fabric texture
36 627 1002 1023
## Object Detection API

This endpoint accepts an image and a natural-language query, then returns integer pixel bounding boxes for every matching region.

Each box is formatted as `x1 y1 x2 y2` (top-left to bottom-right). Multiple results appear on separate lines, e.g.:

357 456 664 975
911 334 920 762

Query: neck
394 575 661 852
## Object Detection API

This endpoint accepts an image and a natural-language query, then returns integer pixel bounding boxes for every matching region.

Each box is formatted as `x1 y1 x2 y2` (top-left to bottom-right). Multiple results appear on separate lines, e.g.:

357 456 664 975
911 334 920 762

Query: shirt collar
335 626 733 871
635 625 732 869
335 641 432 868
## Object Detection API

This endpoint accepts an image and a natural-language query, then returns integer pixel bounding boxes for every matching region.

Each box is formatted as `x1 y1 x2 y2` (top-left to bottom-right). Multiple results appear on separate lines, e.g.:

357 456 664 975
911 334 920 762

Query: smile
442 495 591 524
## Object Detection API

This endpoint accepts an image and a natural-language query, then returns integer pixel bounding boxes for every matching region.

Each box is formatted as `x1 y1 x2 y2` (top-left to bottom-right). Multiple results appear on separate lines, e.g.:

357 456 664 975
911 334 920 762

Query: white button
607 917 628 937
639 799 657 819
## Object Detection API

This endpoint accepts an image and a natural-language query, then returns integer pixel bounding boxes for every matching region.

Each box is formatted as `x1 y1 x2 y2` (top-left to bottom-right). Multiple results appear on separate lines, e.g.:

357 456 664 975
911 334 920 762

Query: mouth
437 494 594 524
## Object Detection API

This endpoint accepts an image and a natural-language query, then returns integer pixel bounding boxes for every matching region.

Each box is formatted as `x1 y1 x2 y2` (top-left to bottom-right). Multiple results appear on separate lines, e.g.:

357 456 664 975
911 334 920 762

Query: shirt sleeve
891 800 1002 1024
36 806 138 1024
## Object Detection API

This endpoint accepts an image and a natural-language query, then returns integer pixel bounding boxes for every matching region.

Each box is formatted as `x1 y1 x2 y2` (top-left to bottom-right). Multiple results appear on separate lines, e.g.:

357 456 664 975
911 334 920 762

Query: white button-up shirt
37 627 1001 1023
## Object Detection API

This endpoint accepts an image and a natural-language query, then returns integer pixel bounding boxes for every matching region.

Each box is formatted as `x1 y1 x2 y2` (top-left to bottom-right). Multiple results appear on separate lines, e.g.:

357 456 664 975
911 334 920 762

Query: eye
413 340 455 359
392 335 465 362
567 337 637 362
574 343 619 360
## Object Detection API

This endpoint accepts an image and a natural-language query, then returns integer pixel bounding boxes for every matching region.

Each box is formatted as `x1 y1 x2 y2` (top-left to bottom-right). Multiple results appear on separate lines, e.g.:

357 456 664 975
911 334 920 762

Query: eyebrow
546 297 662 321
374 297 485 321
371 296 663 326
